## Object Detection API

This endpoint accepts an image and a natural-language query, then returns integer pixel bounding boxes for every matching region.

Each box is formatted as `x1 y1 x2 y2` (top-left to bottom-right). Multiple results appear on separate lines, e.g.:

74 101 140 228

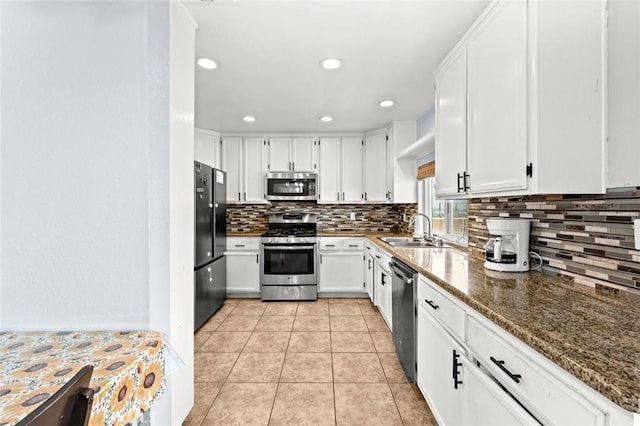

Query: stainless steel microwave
266 172 317 201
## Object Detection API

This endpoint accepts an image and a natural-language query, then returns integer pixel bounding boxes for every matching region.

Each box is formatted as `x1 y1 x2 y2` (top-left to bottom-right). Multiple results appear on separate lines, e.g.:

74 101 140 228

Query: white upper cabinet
363 133 388 202
222 136 266 203
388 121 418 203
221 136 242 202
607 0 640 188
194 128 221 169
291 137 316 172
318 136 363 203
466 0 528 195
435 0 606 198
267 137 316 172
267 137 291 171
435 46 468 197
243 137 266 202
318 137 341 203
341 137 363 203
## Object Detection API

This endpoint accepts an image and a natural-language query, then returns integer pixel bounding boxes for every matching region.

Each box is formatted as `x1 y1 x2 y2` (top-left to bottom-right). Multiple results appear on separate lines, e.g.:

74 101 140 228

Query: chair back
16 365 95 426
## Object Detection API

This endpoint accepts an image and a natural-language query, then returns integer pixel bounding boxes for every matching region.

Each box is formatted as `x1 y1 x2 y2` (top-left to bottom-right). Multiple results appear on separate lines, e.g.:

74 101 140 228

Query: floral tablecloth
0 331 166 426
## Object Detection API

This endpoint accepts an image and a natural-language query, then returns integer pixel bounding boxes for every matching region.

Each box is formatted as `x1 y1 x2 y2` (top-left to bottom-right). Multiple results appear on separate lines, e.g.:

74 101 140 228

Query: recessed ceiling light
378 99 395 108
197 57 218 70
320 58 342 70
243 115 256 122
319 116 333 122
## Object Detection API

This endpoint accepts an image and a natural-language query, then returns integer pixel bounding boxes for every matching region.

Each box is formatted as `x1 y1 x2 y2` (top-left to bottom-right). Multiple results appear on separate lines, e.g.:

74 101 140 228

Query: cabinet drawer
417 276 465 341
319 239 342 251
227 237 260 251
467 315 605 426
342 239 363 251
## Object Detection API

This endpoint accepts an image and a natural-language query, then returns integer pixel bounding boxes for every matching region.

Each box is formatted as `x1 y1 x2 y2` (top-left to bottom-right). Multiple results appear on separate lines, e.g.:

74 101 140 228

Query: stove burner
262 212 318 244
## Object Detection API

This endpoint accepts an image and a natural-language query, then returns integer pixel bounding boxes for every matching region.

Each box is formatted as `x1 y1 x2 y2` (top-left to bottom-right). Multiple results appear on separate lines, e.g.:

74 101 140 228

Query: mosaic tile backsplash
227 202 417 234
467 188 640 294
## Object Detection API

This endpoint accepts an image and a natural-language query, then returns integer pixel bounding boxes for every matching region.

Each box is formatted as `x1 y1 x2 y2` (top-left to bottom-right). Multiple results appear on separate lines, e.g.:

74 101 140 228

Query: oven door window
263 246 314 275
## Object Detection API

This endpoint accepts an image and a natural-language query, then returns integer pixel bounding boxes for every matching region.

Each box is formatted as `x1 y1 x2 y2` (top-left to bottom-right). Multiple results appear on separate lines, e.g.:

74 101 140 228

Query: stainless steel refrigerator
194 161 227 331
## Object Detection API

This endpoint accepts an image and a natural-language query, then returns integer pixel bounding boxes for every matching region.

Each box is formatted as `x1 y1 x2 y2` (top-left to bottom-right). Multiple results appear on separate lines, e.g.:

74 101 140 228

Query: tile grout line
194 302 239 425
374 334 407 425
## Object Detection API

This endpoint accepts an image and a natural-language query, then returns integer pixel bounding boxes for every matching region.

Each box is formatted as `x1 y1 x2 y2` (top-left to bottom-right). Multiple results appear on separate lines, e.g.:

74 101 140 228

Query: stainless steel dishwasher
390 257 417 383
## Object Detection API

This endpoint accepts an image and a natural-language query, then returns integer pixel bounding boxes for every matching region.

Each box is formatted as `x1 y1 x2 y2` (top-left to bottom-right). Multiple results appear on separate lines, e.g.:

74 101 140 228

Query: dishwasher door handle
392 270 413 284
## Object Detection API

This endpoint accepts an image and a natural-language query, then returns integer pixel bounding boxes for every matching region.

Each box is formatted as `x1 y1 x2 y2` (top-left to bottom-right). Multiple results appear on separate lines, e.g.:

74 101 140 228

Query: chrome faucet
408 213 432 241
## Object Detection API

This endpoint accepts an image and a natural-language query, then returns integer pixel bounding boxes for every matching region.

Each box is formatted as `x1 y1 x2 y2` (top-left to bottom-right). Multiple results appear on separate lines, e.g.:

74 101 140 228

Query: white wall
1 1 152 330
0 1 195 423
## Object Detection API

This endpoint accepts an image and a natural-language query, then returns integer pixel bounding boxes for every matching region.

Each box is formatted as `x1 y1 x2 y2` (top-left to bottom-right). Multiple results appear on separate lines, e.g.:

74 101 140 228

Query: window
417 177 468 244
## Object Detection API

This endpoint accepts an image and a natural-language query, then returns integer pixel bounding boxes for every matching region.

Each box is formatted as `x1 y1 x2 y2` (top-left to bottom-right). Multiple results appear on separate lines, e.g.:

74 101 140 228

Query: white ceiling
186 0 489 133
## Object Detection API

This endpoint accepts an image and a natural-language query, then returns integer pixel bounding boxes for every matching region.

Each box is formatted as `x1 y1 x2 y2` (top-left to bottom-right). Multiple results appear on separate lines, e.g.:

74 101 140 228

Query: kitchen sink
379 237 450 248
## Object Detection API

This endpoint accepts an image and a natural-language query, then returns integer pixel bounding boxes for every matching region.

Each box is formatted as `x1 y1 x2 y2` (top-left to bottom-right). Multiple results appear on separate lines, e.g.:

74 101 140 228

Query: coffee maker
484 218 531 272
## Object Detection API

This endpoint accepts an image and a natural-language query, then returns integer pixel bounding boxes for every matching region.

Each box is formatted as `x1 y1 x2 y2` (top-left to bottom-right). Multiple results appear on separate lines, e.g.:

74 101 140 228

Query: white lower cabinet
418 299 537 426
364 240 377 302
462 356 538 426
372 248 392 330
417 304 464 426
318 238 365 294
416 274 616 426
225 237 260 295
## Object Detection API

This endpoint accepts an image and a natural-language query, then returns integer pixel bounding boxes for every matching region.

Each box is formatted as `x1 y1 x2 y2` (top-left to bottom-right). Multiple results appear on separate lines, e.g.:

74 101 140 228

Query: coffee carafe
484 219 531 272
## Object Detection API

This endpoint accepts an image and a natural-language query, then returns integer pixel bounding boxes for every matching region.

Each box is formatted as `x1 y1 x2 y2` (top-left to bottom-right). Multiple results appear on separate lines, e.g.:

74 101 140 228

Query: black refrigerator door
194 257 226 331
195 162 213 269
212 168 227 260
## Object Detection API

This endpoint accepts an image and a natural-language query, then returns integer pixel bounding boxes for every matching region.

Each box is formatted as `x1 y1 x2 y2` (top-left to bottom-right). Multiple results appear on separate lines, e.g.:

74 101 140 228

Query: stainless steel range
260 213 317 301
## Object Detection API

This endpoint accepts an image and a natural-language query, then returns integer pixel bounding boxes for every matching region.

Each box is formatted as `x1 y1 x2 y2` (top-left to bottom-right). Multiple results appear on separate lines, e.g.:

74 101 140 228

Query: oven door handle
262 245 315 251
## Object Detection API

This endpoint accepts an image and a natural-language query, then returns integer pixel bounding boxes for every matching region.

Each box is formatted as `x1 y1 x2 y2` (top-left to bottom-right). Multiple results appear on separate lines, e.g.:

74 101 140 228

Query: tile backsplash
227 202 417 234
467 188 640 294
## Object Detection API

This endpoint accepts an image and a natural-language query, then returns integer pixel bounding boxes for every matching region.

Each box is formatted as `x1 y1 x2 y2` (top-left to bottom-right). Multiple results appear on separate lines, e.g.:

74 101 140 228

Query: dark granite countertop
370 236 640 414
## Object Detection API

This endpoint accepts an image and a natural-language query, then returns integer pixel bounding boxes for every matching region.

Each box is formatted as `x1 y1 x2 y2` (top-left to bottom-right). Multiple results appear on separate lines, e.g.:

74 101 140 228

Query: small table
0 330 166 425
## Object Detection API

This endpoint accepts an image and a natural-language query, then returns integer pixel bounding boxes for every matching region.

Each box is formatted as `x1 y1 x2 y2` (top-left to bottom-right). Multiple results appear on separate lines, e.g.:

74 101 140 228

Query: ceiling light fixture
319 116 333 122
378 99 395 108
197 57 218 70
320 58 342 70
243 115 256 122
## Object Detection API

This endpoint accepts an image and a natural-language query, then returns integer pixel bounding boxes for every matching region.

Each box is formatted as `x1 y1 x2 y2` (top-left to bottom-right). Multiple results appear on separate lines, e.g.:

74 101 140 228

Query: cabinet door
467 0 528 194
243 137 266 202
462 357 539 426
319 252 365 293
417 306 463 426
318 137 341 203
364 133 388 202
221 136 242 202
195 130 220 169
381 270 392 330
226 252 260 293
291 137 315 172
435 46 468 197
268 137 291 172
364 254 375 301
340 137 363 202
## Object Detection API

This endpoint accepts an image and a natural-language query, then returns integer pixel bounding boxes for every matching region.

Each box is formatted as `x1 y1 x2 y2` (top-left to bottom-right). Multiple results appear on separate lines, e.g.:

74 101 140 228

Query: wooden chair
16 365 95 426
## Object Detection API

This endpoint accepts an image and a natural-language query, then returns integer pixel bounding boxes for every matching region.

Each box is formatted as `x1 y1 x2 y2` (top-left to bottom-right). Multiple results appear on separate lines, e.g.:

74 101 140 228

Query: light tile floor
184 298 438 426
